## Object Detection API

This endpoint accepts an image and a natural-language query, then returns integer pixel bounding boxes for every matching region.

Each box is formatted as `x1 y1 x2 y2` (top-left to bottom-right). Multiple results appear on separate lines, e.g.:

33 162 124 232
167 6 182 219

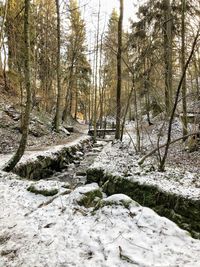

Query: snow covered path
0 134 90 170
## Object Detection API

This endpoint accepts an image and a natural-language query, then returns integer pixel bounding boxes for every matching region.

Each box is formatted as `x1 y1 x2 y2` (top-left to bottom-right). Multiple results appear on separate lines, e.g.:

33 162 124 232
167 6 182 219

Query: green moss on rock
86 168 104 184
77 188 103 208
95 194 138 210
27 184 58 196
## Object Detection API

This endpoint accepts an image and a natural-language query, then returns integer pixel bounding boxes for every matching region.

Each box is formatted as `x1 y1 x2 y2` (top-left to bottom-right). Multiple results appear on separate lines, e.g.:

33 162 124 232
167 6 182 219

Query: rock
29 122 49 137
27 181 59 196
60 126 70 136
73 160 80 165
95 194 139 210
76 151 84 157
92 147 102 153
86 168 104 184
76 171 86 177
76 183 103 208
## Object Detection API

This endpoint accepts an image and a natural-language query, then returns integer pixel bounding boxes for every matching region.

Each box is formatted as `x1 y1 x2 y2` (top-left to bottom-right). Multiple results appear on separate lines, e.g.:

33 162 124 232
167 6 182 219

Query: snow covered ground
0 123 200 266
91 137 200 200
0 175 200 267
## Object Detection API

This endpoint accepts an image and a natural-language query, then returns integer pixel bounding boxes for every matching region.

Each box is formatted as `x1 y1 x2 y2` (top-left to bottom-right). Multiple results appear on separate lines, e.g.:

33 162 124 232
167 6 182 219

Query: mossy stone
77 189 103 208
27 184 58 196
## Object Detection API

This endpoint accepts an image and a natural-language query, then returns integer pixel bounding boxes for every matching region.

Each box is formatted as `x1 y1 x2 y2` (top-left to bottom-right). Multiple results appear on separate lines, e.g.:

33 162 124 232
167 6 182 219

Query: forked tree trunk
3 0 32 172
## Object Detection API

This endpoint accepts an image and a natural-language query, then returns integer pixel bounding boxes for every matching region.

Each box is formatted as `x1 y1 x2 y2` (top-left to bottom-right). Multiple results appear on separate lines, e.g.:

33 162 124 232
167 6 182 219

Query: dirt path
0 125 90 170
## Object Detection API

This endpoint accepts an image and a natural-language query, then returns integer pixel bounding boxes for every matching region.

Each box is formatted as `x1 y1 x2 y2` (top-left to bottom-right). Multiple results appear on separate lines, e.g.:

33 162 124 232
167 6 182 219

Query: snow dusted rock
74 183 103 208
60 126 70 136
75 151 84 157
96 194 139 210
27 180 68 196
75 183 103 208
86 168 104 184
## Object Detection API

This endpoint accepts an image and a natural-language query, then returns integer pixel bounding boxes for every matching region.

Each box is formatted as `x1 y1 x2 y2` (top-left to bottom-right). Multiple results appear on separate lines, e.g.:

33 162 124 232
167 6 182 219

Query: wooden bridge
88 128 116 137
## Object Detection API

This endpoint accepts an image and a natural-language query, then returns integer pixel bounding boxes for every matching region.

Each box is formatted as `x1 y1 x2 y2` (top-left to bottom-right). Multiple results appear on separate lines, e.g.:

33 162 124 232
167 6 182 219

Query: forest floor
0 91 200 266
0 91 88 155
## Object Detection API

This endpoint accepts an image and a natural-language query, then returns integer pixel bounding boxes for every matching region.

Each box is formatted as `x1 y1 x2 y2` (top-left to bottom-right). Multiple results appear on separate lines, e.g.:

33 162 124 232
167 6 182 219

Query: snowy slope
91 139 200 200
0 174 200 267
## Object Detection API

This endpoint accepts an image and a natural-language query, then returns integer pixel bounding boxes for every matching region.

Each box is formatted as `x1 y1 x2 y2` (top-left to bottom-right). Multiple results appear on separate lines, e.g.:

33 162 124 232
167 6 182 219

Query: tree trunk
53 0 62 131
3 0 32 172
115 0 123 139
163 0 173 115
181 0 188 139
121 77 134 141
0 0 8 68
158 28 199 171
93 0 101 141
62 56 75 122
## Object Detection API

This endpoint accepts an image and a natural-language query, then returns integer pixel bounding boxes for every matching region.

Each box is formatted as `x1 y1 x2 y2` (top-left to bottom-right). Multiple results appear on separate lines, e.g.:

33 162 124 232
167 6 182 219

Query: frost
0 176 200 266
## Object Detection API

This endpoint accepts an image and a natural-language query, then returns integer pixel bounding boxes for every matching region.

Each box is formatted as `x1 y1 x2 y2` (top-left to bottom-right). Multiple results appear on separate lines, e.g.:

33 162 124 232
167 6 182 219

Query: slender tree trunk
120 77 134 141
93 0 100 141
115 0 123 139
134 84 141 152
181 0 188 139
0 0 8 68
74 78 78 120
99 33 103 129
159 28 199 171
163 0 173 115
53 0 62 131
3 0 32 172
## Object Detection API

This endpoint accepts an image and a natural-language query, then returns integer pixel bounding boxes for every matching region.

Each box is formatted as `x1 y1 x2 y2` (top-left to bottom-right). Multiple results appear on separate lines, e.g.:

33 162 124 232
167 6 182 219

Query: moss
77 189 103 208
27 184 58 196
95 197 135 210
88 167 200 239
86 168 104 184
13 138 91 180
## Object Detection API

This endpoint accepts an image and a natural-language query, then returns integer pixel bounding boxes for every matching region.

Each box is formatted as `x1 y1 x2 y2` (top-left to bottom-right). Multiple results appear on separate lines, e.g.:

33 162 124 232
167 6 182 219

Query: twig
138 131 200 166
24 189 71 216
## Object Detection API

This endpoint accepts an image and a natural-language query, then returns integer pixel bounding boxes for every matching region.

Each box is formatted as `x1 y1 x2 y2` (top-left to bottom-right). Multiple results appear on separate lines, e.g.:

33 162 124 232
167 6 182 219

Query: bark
0 0 8 67
62 55 75 122
93 0 100 141
3 0 32 172
181 0 188 139
99 33 104 129
120 77 134 141
53 0 62 131
115 0 123 139
163 0 173 114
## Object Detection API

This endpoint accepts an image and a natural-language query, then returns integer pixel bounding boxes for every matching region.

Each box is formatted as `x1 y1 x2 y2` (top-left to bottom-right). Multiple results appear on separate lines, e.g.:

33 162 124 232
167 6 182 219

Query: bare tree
3 0 32 172
181 0 188 139
163 0 173 115
115 0 123 139
93 0 101 141
53 0 62 131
